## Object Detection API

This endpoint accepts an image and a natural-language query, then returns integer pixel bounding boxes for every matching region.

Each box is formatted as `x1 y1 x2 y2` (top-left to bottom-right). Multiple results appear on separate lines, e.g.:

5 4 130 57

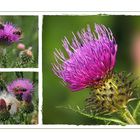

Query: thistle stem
0 48 7 68
120 107 137 125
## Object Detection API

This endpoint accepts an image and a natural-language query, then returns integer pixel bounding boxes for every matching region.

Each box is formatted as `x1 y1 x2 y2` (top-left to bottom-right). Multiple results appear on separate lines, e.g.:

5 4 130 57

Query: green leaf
133 100 140 123
57 105 127 126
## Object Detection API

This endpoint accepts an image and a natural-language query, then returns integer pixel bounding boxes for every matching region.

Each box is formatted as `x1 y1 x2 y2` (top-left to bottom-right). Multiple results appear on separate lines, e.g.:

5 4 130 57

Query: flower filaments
0 22 22 46
7 78 34 103
53 24 117 91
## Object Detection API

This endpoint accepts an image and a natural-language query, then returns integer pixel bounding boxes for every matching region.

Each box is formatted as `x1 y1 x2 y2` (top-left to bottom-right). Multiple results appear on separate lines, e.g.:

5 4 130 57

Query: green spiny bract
85 72 137 115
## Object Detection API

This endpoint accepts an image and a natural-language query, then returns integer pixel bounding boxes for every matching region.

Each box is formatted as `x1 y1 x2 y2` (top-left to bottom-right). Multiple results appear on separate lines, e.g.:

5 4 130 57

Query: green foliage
58 105 127 125
133 100 140 123
59 102 140 125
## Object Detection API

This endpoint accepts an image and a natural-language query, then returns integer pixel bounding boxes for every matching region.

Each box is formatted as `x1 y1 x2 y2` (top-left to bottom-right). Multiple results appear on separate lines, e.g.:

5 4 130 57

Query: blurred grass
0 16 38 67
43 15 140 124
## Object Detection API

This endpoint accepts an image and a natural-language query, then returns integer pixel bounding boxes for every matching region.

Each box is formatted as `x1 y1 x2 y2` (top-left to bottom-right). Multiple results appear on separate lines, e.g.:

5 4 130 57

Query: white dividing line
0 68 39 72
38 15 43 125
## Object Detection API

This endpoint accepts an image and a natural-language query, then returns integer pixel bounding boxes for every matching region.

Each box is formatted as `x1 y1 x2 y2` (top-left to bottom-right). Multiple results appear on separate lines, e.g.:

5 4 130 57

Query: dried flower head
18 47 34 67
53 24 117 91
20 47 33 58
0 90 20 115
7 78 34 102
0 22 22 46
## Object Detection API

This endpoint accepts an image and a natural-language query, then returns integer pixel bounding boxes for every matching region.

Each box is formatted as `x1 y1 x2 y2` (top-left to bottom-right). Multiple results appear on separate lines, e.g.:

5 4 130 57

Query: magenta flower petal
0 22 22 46
53 24 118 91
7 78 34 101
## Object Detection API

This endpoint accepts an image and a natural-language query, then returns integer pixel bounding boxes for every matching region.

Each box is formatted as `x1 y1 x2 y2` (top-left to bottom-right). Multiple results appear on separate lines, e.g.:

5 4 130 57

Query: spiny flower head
85 72 137 114
20 47 33 58
0 22 22 46
18 47 34 67
53 24 118 91
7 78 34 102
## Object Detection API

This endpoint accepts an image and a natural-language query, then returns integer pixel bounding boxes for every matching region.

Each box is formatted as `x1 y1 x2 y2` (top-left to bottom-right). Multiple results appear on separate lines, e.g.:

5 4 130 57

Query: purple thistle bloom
7 78 33 102
0 22 22 46
53 24 118 91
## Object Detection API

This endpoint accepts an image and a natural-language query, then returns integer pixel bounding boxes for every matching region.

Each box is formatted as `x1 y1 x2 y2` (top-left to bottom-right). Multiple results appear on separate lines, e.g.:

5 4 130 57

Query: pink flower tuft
0 22 22 46
53 24 118 91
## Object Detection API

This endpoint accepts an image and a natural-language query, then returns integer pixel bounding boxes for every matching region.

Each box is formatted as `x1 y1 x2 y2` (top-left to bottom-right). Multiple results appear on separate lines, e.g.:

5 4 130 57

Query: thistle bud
19 47 34 66
25 49 33 58
17 43 25 51
85 72 137 115
22 94 32 103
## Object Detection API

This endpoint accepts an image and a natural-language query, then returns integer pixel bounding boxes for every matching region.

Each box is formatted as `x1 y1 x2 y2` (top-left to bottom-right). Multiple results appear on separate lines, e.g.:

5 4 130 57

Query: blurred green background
0 16 38 67
43 15 140 124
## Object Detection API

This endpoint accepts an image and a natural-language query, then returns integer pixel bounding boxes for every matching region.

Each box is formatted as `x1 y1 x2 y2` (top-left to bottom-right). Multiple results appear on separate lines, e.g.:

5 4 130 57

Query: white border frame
0 11 140 129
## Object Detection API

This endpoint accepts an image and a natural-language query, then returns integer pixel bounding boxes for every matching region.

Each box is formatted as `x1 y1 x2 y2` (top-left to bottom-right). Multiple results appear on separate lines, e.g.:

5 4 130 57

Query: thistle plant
53 24 139 125
0 73 38 124
17 47 35 68
0 21 36 68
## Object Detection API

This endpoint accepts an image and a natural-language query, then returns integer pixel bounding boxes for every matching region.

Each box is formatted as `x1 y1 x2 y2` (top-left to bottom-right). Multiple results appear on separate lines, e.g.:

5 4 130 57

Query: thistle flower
7 78 34 102
18 47 34 67
0 22 22 46
53 24 117 91
53 24 138 124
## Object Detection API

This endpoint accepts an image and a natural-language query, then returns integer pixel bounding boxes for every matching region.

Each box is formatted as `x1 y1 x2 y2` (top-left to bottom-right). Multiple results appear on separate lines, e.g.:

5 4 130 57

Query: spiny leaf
57 105 127 126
